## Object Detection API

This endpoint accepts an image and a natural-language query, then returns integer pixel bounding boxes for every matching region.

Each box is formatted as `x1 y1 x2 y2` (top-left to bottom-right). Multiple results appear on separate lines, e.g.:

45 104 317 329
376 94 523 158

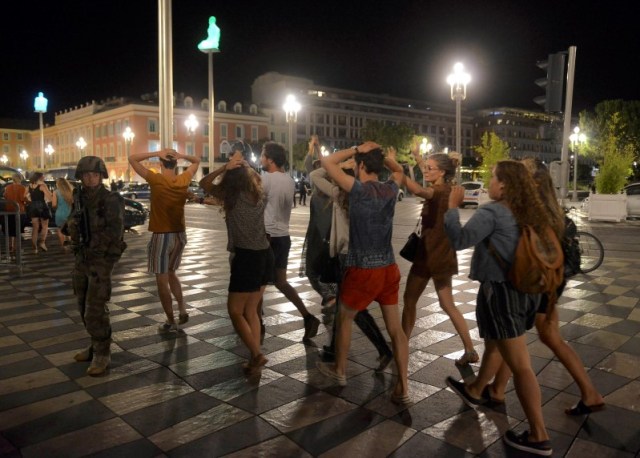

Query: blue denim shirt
444 202 519 282
346 180 398 268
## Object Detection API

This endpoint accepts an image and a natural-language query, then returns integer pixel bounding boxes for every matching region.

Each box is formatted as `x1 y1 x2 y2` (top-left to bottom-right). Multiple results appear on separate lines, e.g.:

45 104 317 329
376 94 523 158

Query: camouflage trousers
72 258 115 356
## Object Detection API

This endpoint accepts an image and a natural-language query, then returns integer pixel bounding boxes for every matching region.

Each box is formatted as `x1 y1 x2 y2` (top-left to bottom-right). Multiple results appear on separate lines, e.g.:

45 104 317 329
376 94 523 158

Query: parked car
624 183 640 217
460 181 486 207
188 180 205 199
398 188 405 201
120 182 151 200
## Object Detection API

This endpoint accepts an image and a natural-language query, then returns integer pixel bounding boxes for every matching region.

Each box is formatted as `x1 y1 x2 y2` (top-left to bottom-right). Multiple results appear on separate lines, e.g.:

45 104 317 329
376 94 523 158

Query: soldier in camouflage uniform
66 156 126 376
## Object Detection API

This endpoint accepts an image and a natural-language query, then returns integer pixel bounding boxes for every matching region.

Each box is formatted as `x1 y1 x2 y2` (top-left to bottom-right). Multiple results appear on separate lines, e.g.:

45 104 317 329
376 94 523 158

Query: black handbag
400 218 421 262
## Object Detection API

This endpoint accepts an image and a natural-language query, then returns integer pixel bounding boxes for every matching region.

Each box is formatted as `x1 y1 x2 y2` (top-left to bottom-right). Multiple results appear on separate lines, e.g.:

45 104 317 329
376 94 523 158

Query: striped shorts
147 232 187 274
476 281 541 340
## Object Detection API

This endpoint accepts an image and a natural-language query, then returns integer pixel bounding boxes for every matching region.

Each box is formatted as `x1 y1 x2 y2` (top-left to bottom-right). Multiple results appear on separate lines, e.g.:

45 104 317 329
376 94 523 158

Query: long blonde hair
56 178 74 206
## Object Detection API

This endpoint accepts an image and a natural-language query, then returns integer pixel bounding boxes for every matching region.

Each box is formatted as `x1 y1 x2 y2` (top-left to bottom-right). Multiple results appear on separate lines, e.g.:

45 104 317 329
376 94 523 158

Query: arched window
218 100 227 112
184 96 193 108
249 104 258 115
233 102 242 113
201 99 209 111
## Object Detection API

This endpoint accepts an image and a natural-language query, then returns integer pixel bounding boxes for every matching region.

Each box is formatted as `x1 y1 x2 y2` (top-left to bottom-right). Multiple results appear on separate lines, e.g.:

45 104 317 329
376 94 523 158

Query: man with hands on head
129 148 201 332
316 141 410 404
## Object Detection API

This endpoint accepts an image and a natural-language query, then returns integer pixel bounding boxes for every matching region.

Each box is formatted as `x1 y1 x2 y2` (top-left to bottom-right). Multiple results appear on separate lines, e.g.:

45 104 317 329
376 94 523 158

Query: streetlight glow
20 149 29 166
76 137 87 153
123 127 135 182
569 126 587 201
283 94 301 177
45 144 54 166
0 154 8 165
447 62 471 184
184 114 199 135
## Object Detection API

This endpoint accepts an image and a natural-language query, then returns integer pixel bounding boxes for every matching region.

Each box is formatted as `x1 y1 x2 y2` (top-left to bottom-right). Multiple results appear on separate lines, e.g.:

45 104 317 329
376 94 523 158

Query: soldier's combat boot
86 354 110 376
74 346 93 362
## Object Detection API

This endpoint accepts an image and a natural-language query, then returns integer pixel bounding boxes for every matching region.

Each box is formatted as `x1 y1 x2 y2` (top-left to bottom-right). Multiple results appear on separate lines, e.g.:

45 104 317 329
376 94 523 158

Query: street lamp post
419 137 433 187
1 154 8 166
34 92 48 170
569 126 587 201
198 16 221 174
76 137 87 156
45 144 55 167
122 127 135 182
20 150 29 168
446 63 471 184
283 94 301 177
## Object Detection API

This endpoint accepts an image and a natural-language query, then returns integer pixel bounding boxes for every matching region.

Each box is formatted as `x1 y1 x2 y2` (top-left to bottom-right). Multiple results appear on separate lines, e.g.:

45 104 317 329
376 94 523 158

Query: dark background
1 0 638 123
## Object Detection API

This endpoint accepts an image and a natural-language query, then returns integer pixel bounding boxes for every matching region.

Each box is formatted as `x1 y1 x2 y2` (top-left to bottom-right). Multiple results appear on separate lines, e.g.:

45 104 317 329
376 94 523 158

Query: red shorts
340 264 400 311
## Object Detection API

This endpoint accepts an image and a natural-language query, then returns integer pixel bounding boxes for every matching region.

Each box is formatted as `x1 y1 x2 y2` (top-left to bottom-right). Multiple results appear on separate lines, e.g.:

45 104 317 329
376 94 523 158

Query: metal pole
288 118 294 177
126 142 131 181
39 112 44 170
560 46 577 203
572 149 579 201
208 52 215 173
158 0 174 150
455 95 462 184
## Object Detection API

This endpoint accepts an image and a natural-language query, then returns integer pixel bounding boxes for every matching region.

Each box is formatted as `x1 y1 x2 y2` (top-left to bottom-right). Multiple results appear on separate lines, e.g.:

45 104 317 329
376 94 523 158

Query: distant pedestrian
298 174 309 206
52 177 74 250
2 173 27 259
129 148 201 331
110 180 118 192
24 172 53 253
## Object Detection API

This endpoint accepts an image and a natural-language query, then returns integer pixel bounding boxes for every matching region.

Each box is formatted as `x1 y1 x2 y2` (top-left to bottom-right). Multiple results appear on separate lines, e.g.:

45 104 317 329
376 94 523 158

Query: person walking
52 177 74 250
24 172 53 253
67 156 126 376
129 148 201 331
402 145 478 365
444 160 554 456
2 173 27 259
200 147 273 374
260 142 320 341
316 142 409 404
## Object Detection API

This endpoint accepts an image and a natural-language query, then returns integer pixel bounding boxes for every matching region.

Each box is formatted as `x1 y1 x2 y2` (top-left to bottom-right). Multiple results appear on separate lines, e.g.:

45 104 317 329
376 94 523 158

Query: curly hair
520 158 565 240
355 148 384 174
209 166 263 215
494 160 555 244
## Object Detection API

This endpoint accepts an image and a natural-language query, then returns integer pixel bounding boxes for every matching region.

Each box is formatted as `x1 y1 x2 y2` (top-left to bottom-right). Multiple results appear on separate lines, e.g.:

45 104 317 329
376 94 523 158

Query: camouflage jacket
67 185 126 262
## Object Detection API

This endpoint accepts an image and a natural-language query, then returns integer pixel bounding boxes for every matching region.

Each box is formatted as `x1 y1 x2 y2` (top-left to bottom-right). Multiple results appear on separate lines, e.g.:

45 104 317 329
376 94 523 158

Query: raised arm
129 149 172 180
321 141 380 192
384 146 406 189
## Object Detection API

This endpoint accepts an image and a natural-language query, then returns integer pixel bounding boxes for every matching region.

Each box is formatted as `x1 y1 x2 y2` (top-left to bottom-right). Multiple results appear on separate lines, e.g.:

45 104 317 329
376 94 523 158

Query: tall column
158 0 174 150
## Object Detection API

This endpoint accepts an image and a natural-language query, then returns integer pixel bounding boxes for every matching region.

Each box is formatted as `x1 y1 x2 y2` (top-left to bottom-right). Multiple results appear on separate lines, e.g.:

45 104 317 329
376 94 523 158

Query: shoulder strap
486 238 509 272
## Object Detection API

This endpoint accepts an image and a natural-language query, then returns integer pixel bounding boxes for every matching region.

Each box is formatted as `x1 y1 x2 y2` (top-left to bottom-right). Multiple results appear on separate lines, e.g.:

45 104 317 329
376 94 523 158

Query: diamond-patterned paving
1 199 639 457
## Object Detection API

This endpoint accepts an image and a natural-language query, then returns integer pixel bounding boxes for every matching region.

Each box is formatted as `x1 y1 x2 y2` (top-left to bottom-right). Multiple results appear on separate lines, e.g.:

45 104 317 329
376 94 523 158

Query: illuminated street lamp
45 144 55 166
122 127 135 181
34 92 48 170
283 94 301 177
185 114 199 136
569 126 587 201
446 62 471 184
1 154 8 166
76 137 87 155
320 146 329 157
20 150 29 167
198 16 221 174
419 137 434 187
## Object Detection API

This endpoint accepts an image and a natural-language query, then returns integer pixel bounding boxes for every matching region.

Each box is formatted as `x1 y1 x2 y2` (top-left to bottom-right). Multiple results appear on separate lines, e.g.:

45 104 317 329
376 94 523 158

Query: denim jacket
444 202 519 282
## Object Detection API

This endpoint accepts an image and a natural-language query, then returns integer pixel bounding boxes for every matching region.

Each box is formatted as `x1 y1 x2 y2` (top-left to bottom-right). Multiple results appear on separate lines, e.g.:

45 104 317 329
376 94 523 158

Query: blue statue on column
198 16 221 52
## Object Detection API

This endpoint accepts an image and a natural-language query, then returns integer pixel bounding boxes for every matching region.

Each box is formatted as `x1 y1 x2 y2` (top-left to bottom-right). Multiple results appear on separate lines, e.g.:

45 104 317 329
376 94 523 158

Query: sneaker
316 361 347 386
455 349 479 366
178 312 189 325
446 376 485 408
303 314 320 340
503 430 552 456
86 354 110 377
74 346 93 362
159 322 179 332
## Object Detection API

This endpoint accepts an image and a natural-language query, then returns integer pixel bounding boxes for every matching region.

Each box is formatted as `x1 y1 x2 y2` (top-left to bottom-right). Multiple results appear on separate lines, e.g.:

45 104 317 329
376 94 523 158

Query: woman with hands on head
400 142 478 365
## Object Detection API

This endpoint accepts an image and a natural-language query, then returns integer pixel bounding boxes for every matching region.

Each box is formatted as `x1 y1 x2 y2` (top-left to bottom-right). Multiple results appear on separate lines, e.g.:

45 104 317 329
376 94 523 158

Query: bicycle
564 207 604 274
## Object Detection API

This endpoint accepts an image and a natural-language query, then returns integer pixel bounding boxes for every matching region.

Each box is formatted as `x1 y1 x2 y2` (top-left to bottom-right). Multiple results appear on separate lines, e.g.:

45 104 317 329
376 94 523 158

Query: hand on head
357 141 381 153
226 156 245 170
158 149 177 161
448 185 465 209
386 146 397 161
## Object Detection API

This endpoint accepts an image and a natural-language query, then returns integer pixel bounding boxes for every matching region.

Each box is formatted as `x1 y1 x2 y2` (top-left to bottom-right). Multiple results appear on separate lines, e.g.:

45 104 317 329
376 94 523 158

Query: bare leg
466 339 503 398
497 335 549 442
228 291 263 359
31 218 40 249
274 268 310 317
334 302 357 376
434 277 475 353
155 273 175 324
381 304 409 397
40 220 49 245
536 311 604 406
401 272 429 338
168 270 186 315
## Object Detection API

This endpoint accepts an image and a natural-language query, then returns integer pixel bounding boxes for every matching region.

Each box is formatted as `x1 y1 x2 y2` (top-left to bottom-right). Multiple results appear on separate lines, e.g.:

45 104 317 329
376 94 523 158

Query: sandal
455 350 479 366
565 400 605 416
178 313 189 324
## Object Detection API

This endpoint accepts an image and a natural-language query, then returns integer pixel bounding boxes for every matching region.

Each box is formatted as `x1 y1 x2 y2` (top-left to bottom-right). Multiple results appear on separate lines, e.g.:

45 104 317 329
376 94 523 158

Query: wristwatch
352 146 359 153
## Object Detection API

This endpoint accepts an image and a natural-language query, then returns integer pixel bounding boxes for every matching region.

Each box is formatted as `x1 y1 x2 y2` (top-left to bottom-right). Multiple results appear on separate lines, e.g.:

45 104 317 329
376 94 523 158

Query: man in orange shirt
2 173 27 259
129 148 201 331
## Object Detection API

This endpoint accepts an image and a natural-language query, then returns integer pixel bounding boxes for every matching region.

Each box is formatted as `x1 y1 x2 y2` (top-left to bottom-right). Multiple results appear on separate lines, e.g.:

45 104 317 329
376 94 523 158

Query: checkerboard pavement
0 201 639 457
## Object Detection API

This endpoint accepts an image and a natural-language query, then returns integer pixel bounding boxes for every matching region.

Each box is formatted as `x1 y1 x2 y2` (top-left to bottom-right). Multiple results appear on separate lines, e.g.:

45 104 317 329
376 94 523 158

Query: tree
360 120 415 164
593 112 636 194
473 132 510 187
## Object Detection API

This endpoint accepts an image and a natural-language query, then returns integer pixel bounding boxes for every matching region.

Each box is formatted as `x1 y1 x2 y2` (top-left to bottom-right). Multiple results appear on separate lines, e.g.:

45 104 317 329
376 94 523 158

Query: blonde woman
52 177 74 250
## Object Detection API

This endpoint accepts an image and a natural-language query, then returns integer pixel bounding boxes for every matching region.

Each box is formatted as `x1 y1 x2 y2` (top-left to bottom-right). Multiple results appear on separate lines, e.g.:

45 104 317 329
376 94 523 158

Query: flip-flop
565 400 605 416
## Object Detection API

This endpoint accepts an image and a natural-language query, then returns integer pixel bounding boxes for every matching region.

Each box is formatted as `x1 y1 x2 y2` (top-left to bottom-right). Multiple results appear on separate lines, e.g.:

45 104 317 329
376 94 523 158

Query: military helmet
75 156 108 179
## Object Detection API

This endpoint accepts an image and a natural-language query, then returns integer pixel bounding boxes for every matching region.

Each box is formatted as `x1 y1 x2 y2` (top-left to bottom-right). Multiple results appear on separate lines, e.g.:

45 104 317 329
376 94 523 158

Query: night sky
2 0 638 124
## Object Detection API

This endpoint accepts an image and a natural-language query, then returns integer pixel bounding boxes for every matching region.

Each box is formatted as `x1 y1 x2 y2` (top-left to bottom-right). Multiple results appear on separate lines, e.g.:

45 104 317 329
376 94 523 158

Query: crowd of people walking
1 135 606 456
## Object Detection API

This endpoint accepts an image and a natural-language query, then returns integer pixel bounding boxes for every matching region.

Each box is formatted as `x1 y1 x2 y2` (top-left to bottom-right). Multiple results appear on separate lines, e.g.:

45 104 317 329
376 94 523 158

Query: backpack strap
485 238 509 272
